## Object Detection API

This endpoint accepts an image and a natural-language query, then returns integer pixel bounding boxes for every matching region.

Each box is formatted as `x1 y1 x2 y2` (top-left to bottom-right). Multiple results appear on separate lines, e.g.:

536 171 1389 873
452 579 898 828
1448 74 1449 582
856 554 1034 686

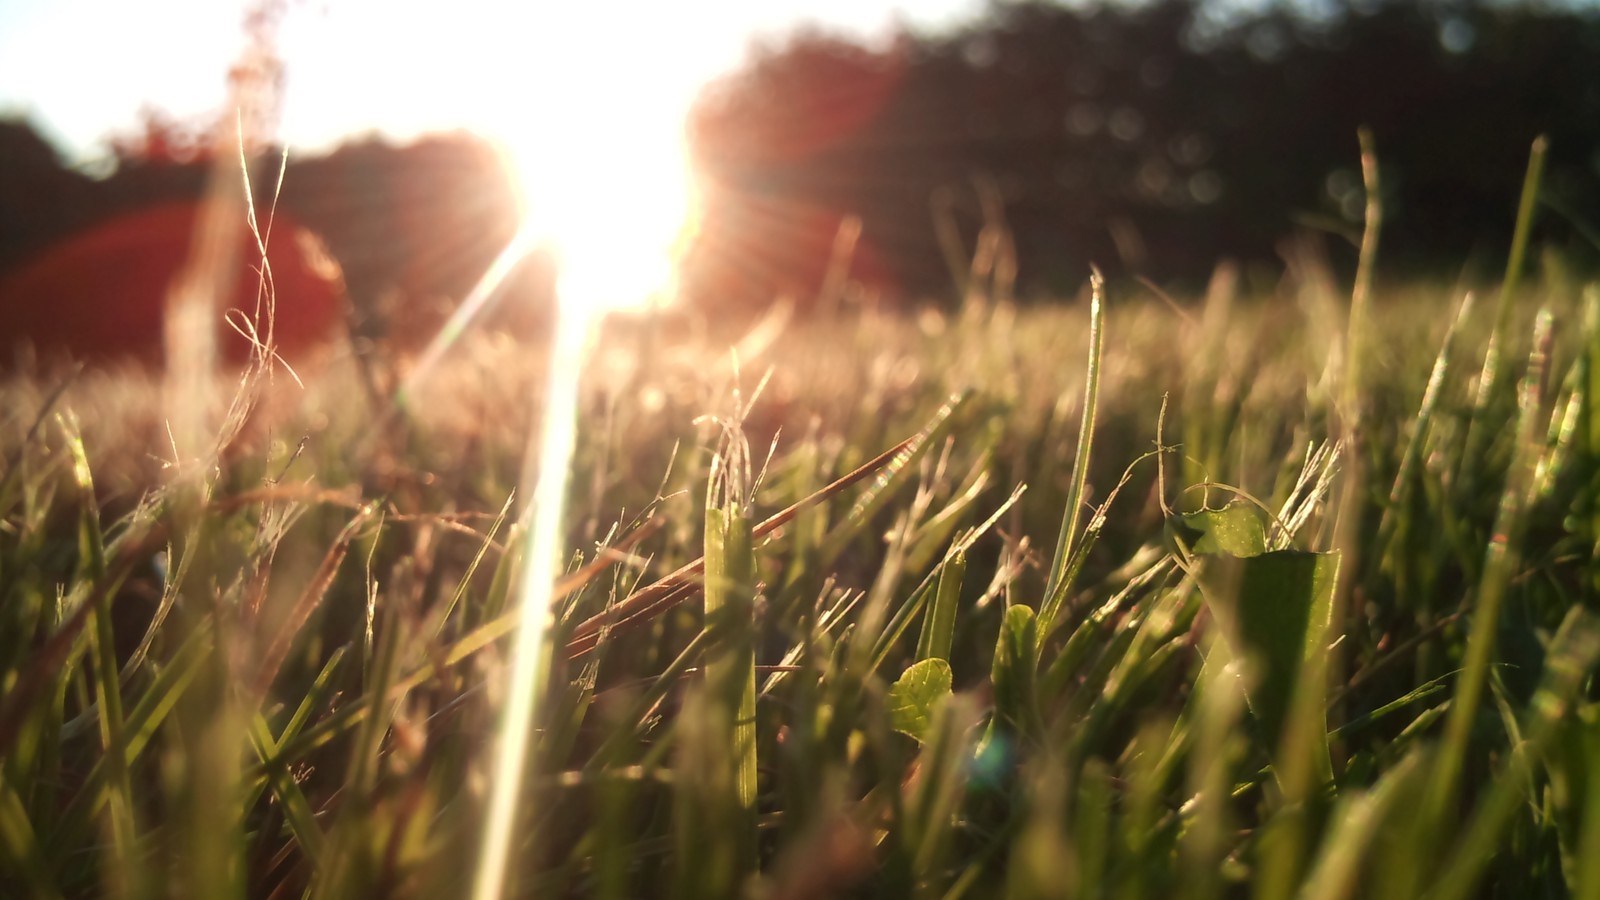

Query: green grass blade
48 618 212 856
1461 136 1550 476
906 694 980 892
1493 135 1549 342
1039 273 1104 639
0 782 61 900
244 646 347 808
818 392 972 569
59 413 142 888
1424 607 1600 900
1575 727 1600 900
990 604 1043 745
312 592 410 897
916 551 966 664
703 504 758 816
1297 752 1423 900
247 712 325 868
1428 310 1553 830
1374 291 1475 558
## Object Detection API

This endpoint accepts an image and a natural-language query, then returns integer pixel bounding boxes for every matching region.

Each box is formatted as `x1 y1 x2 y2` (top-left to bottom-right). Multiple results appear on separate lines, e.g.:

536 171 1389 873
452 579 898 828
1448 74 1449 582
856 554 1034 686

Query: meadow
1 178 1598 898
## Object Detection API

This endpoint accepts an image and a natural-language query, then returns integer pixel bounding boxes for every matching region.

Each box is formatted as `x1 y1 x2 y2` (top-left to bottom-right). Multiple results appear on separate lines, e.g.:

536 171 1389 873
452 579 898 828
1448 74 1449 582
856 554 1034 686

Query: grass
2 196 1600 895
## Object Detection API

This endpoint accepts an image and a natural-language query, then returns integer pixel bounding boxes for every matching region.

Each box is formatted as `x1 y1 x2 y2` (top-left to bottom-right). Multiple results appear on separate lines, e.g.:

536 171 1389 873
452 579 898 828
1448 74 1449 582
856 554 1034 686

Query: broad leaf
890 658 954 742
1199 549 1339 782
1175 500 1269 558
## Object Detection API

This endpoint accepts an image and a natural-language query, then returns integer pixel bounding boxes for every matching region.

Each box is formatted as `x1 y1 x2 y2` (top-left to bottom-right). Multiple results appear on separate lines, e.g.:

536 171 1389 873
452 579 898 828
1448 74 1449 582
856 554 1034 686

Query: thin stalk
1039 272 1105 637
1427 310 1553 830
1325 127 1382 767
701 402 760 882
1346 127 1382 417
1374 291 1475 555
704 501 758 836
1493 136 1549 342
916 551 967 664
1462 137 1549 474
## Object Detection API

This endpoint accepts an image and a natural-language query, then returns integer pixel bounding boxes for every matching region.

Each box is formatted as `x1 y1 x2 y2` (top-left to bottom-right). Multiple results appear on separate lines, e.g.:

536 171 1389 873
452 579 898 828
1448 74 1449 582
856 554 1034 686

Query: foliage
687 0 1600 303
1 229 1597 897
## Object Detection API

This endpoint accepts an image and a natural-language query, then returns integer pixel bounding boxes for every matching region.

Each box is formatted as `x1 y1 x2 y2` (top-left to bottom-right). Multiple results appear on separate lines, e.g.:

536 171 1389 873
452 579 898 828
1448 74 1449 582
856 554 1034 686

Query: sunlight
469 10 705 900
394 129 700 401
502 127 700 317
473 283 588 900
485 6 703 319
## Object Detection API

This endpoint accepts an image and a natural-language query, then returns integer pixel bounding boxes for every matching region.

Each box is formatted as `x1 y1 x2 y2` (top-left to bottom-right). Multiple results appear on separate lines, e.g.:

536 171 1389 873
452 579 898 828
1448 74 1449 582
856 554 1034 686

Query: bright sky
0 0 987 312
0 0 984 164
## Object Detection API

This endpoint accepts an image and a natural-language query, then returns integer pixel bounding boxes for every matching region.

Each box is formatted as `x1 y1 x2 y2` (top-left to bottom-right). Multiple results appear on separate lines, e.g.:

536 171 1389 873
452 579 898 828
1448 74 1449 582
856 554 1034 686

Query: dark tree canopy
683 0 1600 307
0 124 542 347
5 0 1598 328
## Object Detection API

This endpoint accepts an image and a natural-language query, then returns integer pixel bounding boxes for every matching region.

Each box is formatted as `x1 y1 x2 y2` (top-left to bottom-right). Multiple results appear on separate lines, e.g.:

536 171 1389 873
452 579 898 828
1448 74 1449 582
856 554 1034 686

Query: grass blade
916 551 966 664
1427 310 1553 830
1039 272 1104 638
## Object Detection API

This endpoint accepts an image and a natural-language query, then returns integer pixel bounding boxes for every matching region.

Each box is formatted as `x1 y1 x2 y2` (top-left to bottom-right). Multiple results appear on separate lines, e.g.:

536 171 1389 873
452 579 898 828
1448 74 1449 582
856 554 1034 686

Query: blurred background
2 0 1598 344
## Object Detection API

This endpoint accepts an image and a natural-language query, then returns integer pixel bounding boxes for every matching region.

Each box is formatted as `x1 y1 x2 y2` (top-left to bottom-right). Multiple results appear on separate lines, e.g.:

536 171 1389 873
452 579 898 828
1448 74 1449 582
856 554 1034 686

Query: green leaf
889 658 954 743
1176 500 1268 558
991 604 1042 742
1198 549 1339 773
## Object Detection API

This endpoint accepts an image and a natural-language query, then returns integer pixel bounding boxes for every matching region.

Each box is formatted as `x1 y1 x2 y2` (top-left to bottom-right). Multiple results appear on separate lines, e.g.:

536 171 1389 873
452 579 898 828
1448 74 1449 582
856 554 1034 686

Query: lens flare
489 3 703 319
470 13 703 900
505 128 700 316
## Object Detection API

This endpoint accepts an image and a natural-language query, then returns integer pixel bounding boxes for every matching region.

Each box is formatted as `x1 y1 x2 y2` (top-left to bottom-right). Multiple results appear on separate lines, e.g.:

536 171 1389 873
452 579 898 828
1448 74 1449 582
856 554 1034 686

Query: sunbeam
466 11 704 900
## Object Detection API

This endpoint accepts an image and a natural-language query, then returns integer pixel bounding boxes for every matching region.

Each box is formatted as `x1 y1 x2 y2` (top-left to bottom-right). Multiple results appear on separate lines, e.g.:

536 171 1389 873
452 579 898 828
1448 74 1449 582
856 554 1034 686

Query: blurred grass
1 248 1598 898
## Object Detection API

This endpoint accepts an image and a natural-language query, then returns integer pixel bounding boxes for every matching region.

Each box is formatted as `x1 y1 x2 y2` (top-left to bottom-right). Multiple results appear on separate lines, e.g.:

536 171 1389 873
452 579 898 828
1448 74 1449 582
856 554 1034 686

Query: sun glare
394 9 705 403
484 8 704 320
501 127 700 316
469 11 708 900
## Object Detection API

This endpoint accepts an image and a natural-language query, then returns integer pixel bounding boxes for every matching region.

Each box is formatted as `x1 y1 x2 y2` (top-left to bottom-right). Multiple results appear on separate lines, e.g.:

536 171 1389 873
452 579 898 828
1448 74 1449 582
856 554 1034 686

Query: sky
0 0 986 165
0 0 988 313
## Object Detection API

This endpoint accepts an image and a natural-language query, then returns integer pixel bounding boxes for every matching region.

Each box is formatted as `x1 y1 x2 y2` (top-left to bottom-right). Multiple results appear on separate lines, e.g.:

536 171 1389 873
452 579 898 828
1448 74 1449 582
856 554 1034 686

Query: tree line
4 0 1597 326
684 0 1600 307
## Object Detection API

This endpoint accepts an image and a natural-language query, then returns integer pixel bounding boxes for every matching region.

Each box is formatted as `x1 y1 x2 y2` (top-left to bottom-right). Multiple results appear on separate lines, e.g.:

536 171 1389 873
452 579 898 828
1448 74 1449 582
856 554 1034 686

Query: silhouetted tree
686 0 1600 306
1 121 533 352
0 121 99 271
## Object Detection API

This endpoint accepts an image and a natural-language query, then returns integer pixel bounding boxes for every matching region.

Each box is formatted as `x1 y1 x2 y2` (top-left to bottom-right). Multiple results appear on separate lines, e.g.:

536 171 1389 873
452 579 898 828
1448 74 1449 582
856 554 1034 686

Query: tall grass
2 205 1598 895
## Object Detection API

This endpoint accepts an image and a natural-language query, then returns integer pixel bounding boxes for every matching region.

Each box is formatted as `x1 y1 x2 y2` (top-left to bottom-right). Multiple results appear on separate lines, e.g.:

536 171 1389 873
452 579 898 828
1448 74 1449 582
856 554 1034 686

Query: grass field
2 194 1599 897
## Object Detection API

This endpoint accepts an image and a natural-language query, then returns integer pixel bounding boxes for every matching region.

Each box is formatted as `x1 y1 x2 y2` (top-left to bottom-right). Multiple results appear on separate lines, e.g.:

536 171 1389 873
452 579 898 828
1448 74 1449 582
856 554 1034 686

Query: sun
499 122 700 317
479 9 706 320
388 8 709 404
277 1 713 327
